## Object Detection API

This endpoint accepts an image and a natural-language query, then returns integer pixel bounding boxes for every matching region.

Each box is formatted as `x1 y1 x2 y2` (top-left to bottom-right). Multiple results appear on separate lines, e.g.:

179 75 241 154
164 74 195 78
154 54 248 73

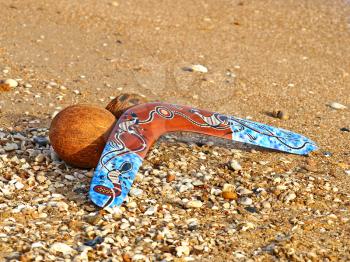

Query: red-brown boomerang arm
89 102 317 208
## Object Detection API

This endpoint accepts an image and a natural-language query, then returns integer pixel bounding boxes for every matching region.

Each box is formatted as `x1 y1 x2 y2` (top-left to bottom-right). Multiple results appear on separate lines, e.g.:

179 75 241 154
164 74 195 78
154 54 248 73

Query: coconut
106 93 148 118
49 105 116 168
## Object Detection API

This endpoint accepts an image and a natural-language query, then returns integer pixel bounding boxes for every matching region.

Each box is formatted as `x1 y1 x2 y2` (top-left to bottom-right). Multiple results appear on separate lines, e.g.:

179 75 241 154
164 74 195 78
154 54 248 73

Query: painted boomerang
89 102 317 208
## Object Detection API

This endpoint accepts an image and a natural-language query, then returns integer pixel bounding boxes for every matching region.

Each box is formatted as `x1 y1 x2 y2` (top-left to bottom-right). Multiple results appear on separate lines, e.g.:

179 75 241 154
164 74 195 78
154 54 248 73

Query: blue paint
228 116 317 155
89 142 143 208
89 105 318 209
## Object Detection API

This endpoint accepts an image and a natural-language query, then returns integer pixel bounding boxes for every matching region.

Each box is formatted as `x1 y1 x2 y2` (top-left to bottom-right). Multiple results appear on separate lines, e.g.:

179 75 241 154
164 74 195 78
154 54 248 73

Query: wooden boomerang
89 102 317 208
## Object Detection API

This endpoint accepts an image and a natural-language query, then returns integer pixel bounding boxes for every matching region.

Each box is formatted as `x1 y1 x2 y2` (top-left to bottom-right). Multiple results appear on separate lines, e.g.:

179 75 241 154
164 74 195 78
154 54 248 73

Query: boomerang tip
89 151 143 208
89 179 128 208
228 117 319 156
298 139 318 155
266 136 318 155
278 131 318 155
89 174 121 208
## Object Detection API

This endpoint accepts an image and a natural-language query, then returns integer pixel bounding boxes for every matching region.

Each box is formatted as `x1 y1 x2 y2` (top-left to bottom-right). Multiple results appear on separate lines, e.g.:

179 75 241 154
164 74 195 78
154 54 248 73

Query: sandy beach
0 0 350 260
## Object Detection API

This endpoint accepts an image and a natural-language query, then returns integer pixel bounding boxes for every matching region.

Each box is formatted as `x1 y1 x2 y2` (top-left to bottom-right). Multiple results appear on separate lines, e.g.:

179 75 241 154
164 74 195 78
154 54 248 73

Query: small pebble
126 201 137 209
86 214 102 225
166 174 176 182
304 164 318 172
31 242 44 248
50 242 74 255
144 205 157 215
238 197 253 206
192 180 204 186
185 200 203 209
284 192 297 203
237 188 253 195
271 110 289 120
229 160 242 171
222 183 235 192
223 202 230 209
36 175 46 184
122 254 132 262
132 254 146 261
129 188 143 197
3 143 18 151
35 154 45 163
120 222 130 230
84 236 104 247
15 182 25 190
222 191 238 200
65 175 76 181
55 201 69 211
187 219 198 231
33 136 49 147
211 188 222 195
262 201 271 209
329 102 347 110
0 83 11 92
176 245 190 257
178 185 189 193
240 222 255 231
13 133 26 141
245 206 258 213
183 64 208 73
5 78 18 88
323 151 332 157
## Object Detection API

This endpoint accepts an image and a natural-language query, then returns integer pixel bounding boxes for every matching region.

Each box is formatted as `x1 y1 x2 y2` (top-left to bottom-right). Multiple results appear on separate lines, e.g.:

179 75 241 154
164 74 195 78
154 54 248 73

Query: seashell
106 93 148 118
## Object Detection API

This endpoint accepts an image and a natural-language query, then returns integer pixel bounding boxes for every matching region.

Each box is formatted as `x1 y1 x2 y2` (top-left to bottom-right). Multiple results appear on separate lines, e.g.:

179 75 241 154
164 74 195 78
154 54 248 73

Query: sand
0 0 349 260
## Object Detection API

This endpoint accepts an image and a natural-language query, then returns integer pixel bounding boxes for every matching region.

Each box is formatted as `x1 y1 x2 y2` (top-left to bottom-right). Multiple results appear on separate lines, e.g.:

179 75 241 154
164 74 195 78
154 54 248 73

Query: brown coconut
106 93 148 118
49 105 116 168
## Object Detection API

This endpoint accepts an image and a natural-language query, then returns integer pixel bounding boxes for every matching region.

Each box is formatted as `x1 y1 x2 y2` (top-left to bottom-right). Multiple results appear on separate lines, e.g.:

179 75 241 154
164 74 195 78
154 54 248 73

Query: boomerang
89 102 317 208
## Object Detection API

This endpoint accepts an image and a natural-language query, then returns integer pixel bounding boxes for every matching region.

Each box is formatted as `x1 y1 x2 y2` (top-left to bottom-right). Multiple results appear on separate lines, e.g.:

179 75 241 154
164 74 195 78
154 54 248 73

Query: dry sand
0 0 350 261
